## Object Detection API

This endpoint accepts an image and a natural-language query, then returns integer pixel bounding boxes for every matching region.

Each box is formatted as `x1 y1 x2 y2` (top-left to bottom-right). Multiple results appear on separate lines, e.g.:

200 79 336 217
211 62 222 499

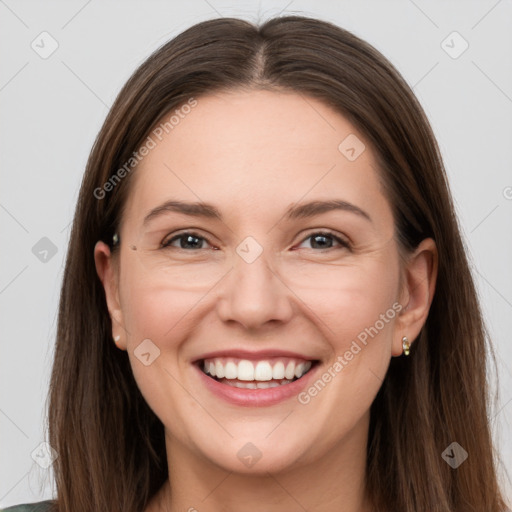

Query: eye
161 231 212 250
161 230 351 252
296 231 351 251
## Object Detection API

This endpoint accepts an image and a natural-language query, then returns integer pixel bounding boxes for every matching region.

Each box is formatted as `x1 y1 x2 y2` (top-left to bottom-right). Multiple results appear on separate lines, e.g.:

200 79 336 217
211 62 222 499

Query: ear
392 237 438 356
94 241 127 350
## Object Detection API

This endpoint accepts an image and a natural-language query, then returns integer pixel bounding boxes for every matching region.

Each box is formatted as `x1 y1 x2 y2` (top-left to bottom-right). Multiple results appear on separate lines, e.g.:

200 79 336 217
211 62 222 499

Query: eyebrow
142 199 372 226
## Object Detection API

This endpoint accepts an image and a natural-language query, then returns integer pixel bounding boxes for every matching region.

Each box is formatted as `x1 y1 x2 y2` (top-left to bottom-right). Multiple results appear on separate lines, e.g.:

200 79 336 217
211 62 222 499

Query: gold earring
402 336 410 356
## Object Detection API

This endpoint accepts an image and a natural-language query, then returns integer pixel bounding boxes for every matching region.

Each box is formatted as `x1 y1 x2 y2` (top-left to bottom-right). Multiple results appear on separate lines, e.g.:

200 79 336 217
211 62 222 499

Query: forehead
121 89 388 232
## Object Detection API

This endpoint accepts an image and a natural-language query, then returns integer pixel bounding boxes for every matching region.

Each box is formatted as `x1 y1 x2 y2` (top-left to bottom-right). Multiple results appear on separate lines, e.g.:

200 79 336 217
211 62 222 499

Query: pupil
182 235 202 249
311 234 331 249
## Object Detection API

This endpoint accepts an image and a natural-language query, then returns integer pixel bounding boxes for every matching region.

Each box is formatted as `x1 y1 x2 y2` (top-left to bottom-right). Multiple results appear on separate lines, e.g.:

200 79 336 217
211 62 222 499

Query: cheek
292 255 400 348
323 290 398 374
296 268 400 433
119 281 198 436
120 269 201 343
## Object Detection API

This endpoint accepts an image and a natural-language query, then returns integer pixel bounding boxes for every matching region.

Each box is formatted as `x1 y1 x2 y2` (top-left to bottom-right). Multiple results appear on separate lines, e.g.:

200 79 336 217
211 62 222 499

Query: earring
402 336 410 356
112 233 119 246
113 334 121 348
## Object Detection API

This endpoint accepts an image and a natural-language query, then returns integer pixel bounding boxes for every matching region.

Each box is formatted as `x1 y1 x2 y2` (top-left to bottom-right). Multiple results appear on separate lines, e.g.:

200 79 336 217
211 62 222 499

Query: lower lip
194 362 320 407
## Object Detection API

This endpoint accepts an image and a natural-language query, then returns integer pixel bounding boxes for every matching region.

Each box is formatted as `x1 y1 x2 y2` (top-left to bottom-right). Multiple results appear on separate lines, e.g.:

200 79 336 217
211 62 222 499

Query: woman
3 15 508 512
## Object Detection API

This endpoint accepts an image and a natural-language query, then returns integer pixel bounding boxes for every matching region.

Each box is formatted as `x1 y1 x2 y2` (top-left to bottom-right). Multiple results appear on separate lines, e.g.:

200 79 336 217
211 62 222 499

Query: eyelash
161 230 352 252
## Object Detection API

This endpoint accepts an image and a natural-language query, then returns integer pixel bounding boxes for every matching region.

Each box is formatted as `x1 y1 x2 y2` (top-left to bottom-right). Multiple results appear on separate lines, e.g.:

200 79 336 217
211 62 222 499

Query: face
95 89 429 476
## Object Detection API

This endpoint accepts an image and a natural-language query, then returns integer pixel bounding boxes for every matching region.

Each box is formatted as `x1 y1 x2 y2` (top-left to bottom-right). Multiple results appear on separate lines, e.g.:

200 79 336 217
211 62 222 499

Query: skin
94 89 438 512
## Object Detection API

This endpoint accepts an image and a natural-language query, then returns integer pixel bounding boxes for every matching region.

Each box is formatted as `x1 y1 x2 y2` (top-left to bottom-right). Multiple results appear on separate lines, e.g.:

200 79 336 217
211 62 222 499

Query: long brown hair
46 15 508 512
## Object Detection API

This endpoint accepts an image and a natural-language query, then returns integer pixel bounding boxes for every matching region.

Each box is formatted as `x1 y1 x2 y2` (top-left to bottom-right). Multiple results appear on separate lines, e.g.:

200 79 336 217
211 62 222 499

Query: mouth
196 356 319 389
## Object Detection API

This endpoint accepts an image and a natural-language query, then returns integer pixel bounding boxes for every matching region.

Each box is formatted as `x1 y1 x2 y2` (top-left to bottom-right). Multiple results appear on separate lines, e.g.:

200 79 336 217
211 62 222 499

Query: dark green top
0 501 54 512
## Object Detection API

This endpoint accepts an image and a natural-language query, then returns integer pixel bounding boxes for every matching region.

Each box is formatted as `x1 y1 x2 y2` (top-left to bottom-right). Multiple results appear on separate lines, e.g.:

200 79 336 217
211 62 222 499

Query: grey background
1 0 511 506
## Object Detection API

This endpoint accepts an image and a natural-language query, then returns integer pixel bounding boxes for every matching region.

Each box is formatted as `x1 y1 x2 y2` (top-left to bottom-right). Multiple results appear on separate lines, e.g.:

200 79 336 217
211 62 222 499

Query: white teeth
215 360 225 378
295 361 312 378
284 361 295 380
237 360 254 381
225 361 237 379
233 381 257 389
256 381 280 388
254 361 273 381
272 361 285 380
222 379 293 389
202 357 314 382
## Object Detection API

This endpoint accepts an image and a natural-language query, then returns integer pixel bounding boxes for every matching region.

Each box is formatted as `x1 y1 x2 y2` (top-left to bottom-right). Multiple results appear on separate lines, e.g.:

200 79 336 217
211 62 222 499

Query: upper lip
192 349 318 363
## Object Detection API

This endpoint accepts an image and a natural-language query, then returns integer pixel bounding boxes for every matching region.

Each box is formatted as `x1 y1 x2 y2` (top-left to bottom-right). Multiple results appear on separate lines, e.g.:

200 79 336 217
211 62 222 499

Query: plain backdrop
1 0 511 507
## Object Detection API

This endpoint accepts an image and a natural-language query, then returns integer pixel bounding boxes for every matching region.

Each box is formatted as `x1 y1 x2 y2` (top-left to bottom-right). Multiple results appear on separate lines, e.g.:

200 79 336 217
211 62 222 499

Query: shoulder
0 500 55 512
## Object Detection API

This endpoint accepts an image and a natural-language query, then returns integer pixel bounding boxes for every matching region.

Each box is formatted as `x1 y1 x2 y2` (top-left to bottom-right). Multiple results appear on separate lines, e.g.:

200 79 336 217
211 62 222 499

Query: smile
195 354 320 406
201 357 314 388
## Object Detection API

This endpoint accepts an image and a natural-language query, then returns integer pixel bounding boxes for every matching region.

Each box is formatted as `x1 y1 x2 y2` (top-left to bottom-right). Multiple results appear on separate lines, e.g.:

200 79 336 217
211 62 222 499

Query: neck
150 414 372 512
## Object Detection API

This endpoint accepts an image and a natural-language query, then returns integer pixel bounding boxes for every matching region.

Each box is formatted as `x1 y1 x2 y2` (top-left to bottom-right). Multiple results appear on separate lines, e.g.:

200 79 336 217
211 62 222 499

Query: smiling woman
4 14 509 512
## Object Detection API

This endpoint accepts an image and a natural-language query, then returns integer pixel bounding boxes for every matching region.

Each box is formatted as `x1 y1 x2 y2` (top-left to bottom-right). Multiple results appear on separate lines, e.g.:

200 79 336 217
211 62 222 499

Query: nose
216 247 294 331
